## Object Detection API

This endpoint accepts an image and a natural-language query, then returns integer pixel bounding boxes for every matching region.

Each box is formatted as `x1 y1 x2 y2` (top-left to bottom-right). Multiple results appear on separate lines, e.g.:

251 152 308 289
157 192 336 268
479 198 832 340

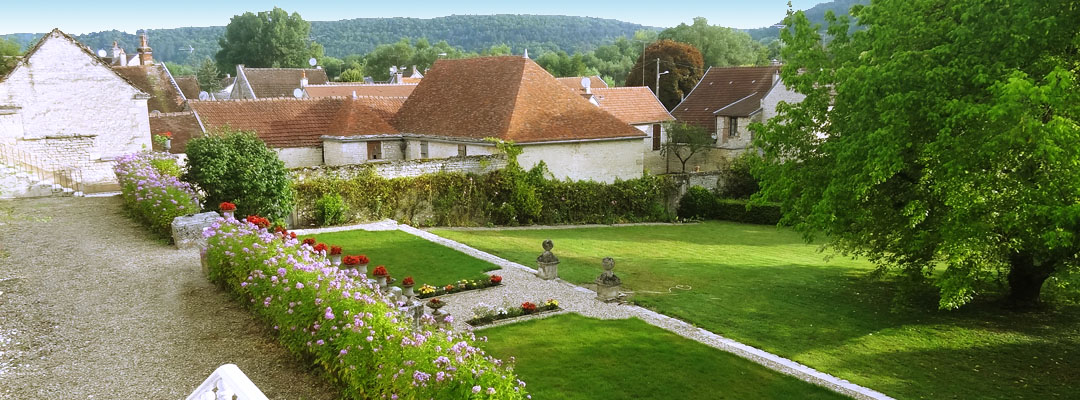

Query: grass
309 229 499 287
479 313 847 400
433 222 1080 399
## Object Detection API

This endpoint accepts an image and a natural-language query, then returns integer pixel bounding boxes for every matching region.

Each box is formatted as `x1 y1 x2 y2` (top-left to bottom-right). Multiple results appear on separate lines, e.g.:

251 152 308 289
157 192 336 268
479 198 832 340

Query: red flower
402 276 414 286
290 232 297 239
490 275 502 284
343 255 361 266
372 265 388 276
162 131 173 138
444 284 455 291
521 302 537 313
245 215 270 228
219 202 236 211
357 254 369 264
313 243 328 253
330 245 342 255
302 238 316 246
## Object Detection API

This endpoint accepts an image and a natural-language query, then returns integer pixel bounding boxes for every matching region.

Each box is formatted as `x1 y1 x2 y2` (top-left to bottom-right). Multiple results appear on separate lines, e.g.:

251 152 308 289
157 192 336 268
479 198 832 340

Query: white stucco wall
518 139 644 183
760 80 806 121
324 138 408 166
275 147 323 168
0 32 151 187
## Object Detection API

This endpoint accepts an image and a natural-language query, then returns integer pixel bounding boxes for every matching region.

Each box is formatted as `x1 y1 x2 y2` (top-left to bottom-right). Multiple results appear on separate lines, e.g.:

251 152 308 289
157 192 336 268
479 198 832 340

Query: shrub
314 193 349 226
678 186 780 225
204 218 527 399
717 153 761 199
676 186 715 220
184 128 294 223
114 152 201 238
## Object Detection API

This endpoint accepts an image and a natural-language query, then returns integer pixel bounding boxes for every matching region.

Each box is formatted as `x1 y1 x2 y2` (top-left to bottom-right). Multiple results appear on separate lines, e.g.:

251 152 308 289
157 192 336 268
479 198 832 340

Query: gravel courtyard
0 196 337 399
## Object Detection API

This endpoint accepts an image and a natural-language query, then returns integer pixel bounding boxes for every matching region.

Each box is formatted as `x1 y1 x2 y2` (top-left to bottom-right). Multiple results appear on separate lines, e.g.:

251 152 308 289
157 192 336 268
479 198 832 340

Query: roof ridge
150 111 197 117
189 97 336 103
243 67 324 71
502 57 531 138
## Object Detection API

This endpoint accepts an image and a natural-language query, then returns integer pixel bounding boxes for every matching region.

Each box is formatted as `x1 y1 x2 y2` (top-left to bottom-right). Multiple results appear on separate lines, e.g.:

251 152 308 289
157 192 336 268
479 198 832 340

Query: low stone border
466 308 564 329
416 283 502 300
428 221 695 232
291 220 401 235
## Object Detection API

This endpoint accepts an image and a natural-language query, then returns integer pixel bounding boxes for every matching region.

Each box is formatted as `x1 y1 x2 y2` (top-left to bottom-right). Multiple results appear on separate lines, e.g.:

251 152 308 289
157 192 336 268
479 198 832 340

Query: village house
387 65 424 84
230 65 329 99
303 83 417 99
670 65 803 170
0 29 151 196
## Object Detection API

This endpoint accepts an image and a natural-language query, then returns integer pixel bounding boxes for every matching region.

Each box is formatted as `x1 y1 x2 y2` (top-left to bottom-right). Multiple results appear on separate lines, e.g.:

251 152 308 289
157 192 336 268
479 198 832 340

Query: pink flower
325 307 335 320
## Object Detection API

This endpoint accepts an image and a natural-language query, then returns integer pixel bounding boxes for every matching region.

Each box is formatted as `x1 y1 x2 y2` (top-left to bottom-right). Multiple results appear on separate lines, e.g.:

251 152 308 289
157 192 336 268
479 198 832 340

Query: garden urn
536 239 560 280
163 139 171 151
222 210 234 220
330 254 342 266
594 257 622 302
376 275 387 291
402 284 415 299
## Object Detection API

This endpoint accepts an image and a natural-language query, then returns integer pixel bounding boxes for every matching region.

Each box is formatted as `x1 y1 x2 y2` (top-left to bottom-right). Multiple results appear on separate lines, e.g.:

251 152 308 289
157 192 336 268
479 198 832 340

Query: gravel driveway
0 196 337 399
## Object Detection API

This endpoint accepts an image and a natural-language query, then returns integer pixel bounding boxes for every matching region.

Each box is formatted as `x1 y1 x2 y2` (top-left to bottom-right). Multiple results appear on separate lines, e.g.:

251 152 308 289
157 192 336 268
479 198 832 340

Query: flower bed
417 275 503 299
466 299 560 327
114 152 200 238
204 218 527 399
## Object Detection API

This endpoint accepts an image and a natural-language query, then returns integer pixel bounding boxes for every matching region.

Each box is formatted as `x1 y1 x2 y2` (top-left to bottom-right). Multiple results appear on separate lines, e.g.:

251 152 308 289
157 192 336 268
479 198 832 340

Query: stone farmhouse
671 65 804 170
0 29 151 197
230 65 329 99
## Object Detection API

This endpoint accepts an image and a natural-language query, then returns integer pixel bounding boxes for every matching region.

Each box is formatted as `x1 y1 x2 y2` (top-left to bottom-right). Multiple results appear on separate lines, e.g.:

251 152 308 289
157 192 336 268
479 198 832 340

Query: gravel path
0 197 337 399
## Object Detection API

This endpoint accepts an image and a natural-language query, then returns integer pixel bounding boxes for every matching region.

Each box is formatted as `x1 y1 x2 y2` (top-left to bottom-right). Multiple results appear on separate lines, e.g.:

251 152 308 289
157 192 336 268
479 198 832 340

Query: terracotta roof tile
393 57 644 143
149 111 202 154
174 76 201 100
556 76 608 91
189 97 397 148
241 67 329 98
591 87 673 125
350 96 408 121
112 65 187 113
305 83 417 98
671 66 779 133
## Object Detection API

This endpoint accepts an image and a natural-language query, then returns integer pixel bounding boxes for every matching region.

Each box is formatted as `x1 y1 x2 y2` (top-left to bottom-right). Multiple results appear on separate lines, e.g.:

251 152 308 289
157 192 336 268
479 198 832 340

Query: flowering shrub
419 284 436 295
417 277 502 299
114 152 201 238
220 202 237 211
203 218 527 399
245 215 270 228
372 265 388 276
330 246 343 255
466 300 560 327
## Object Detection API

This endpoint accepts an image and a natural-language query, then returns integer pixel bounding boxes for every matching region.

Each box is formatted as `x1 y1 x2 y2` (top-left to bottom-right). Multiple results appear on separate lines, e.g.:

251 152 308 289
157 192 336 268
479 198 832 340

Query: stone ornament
595 257 622 302
536 239 560 280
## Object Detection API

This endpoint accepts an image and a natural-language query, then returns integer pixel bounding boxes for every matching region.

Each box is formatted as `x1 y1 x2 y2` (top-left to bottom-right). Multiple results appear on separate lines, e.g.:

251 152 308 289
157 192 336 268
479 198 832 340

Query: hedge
677 186 781 225
204 218 527 399
114 152 201 238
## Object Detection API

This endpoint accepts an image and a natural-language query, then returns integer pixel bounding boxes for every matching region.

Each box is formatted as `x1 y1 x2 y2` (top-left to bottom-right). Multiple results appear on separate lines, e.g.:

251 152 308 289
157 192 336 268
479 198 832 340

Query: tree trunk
1007 251 1054 307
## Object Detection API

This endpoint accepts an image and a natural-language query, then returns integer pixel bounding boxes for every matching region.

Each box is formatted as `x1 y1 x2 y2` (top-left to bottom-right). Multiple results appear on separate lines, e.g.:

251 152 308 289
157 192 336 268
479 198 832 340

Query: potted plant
313 243 328 255
426 297 445 311
372 265 389 288
153 131 172 152
219 202 236 220
329 246 343 266
401 276 415 297
244 215 270 229
342 255 362 269
489 275 503 286
301 238 316 247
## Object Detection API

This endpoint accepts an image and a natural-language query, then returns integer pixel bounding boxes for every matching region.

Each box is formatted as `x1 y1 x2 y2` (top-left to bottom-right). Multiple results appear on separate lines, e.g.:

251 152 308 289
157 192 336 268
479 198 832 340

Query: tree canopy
195 57 222 93
751 0 1080 308
625 40 704 110
215 7 325 73
0 37 21 76
659 17 766 67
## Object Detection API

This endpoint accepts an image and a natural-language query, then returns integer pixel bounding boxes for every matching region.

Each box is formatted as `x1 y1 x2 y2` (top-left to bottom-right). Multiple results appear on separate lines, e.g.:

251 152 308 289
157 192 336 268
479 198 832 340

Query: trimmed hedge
677 186 781 225
114 152 201 238
204 218 526 399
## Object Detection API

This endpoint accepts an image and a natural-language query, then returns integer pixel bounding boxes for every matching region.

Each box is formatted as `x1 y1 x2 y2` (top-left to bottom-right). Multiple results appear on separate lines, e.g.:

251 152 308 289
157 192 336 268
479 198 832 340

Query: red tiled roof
240 67 329 98
556 76 608 91
112 65 186 113
591 87 673 125
189 97 397 148
149 111 202 154
351 96 408 121
393 57 644 143
671 66 779 133
305 84 417 98
174 76 201 100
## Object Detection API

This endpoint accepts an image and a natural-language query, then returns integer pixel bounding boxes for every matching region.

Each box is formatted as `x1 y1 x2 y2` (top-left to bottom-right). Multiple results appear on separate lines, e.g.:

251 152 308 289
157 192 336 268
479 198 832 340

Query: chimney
136 30 153 66
351 90 358 99
111 41 124 65
300 70 308 88
523 48 529 59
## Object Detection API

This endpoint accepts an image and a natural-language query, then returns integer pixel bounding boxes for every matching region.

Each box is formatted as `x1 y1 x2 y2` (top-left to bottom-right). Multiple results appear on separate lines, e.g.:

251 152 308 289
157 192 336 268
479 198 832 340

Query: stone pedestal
389 286 404 305
594 257 622 302
536 239 560 280
171 212 220 249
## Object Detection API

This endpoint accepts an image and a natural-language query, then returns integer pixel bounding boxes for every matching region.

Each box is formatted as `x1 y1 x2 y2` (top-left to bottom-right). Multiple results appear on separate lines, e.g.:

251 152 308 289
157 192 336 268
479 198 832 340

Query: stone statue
594 257 621 301
537 239 559 263
536 239 559 280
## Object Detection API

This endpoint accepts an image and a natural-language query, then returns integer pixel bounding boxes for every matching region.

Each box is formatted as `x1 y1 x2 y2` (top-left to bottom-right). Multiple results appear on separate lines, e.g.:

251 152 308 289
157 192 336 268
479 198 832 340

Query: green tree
535 51 587 77
215 7 325 72
338 68 365 82
184 128 294 223
751 1 1080 308
0 37 21 76
481 44 513 56
661 122 715 173
165 62 195 77
625 40 704 109
321 56 344 80
660 17 766 67
195 57 223 93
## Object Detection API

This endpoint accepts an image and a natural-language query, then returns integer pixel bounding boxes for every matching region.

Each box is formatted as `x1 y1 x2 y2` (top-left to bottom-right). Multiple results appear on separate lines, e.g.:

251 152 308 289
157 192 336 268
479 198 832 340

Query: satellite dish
97 49 107 57
308 57 317 67
580 77 591 89
292 88 304 99
389 66 398 74
198 91 210 101
150 110 161 116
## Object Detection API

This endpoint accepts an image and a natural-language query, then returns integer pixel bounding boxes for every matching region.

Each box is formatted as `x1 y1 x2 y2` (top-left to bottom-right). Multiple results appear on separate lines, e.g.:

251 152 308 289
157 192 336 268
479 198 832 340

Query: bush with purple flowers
204 218 526 399
114 152 201 238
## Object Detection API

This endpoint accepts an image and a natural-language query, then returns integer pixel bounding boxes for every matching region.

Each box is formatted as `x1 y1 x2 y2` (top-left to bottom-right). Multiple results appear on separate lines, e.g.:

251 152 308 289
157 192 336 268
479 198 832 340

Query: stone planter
163 139 171 152
375 275 387 291
329 254 342 266
402 284 415 298
536 261 559 280
222 210 234 220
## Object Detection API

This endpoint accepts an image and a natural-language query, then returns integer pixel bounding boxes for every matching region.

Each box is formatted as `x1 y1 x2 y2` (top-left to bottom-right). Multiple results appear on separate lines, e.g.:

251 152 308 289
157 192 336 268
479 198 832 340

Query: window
367 141 382 160
728 117 739 138
652 124 661 151
457 144 467 157
420 141 429 159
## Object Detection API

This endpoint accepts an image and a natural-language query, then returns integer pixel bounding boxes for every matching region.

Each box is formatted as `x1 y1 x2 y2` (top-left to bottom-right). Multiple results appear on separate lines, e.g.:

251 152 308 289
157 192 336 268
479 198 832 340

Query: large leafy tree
752 0 1080 308
215 7 325 72
0 37 21 76
362 38 466 81
659 17 766 67
625 40 704 110
661 122 715 173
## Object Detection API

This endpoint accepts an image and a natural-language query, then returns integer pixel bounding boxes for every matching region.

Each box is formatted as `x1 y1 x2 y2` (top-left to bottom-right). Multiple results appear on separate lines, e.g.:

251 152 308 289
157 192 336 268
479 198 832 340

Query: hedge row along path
0 197 337 399
294 222 894 400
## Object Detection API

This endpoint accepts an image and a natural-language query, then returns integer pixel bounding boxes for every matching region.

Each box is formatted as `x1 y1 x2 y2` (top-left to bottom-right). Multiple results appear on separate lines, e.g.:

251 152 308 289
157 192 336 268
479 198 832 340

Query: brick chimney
300 70 308 87
137 30 153 66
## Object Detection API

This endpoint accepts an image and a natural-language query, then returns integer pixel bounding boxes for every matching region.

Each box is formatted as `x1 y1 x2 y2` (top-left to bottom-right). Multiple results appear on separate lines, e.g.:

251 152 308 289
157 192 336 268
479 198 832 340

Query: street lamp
656 69 669 98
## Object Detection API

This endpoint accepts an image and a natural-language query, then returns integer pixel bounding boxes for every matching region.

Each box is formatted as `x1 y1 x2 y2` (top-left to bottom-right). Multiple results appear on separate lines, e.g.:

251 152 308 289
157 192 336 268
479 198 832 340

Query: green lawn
480 313 847 400
309 230 499 287
433 222 1080 399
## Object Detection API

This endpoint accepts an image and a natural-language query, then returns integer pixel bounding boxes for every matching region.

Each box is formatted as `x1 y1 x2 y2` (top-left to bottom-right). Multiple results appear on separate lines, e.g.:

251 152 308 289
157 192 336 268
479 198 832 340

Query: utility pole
655 58 669 98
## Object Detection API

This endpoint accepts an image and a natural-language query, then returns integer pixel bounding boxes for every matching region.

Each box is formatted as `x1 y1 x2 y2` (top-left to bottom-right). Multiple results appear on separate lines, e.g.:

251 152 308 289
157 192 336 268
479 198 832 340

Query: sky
0 0 822 35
